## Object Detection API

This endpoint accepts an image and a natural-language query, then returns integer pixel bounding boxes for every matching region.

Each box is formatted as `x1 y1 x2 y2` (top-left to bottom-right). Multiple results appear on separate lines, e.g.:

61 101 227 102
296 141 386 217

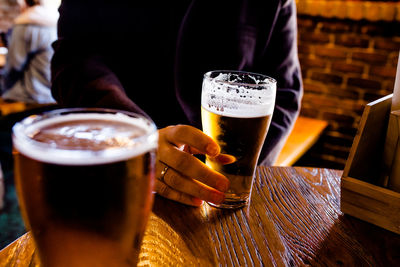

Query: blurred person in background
0 0 60 249
1 0 58 104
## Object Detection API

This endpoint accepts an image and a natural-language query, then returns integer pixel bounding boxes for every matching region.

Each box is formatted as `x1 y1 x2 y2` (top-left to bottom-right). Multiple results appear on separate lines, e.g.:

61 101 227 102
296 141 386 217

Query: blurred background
0 0 61 249
295 0 400 170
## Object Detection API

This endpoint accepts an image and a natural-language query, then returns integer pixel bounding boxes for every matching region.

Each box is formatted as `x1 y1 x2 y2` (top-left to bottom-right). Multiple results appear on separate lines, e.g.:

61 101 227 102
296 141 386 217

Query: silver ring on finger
158 166 169 183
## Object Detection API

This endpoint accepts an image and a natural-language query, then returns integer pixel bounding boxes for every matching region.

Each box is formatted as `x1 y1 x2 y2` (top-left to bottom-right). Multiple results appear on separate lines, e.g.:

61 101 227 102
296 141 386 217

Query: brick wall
296 15 400 169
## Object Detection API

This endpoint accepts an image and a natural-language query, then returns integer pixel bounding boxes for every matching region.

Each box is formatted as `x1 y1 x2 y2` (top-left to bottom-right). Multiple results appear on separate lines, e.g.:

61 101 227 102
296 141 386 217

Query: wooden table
1 167 400 266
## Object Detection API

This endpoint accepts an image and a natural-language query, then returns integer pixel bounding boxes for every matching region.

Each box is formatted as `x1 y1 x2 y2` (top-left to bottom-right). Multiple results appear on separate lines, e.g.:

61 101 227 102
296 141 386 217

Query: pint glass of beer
12 108 158 266
201 71 276 209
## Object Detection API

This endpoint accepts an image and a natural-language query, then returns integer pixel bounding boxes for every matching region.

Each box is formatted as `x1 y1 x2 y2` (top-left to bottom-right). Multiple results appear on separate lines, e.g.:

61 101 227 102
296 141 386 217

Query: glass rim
12 108 158 164
203 70 277 87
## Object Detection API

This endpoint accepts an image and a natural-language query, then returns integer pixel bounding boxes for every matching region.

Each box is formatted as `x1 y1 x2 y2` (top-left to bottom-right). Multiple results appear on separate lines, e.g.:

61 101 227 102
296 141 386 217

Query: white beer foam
13 113 158 166
201 72 276 118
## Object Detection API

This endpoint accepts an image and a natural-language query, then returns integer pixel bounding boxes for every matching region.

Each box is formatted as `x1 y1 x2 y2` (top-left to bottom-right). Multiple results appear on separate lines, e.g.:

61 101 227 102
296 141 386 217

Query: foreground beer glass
202 71 276 209
12 108 158 266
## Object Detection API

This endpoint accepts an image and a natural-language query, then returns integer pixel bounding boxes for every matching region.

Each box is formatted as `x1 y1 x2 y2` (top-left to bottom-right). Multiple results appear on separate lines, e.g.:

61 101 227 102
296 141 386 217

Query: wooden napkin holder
341 94 400 234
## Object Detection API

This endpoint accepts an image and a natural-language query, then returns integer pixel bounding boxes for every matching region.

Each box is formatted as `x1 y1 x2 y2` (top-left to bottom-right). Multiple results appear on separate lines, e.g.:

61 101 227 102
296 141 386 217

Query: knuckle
165 125 177 132
156 182 171 197
177 191 190 204
173 152 190 170
173 124 191 137
200 168 214 184
202 168 213 180
199 189 213 201
159 145 179 164
161 125 176 140
166 172 184 189
158 145 172 159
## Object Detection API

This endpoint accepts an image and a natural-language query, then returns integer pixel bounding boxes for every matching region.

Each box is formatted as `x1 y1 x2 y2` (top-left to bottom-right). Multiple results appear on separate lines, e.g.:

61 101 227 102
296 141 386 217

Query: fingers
157 167 225 205
162 125 220 157
159 145 229 192
155 125 232 207
155 180 204 207
181 145 236 165
212 153 237 165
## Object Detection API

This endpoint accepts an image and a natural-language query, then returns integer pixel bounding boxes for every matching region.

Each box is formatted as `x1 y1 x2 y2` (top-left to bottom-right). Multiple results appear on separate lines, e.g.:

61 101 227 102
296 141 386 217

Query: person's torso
59 0 280 128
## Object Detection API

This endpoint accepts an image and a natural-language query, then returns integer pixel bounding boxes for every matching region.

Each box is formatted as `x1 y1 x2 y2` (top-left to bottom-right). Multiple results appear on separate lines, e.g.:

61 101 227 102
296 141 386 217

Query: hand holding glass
201 71 276 209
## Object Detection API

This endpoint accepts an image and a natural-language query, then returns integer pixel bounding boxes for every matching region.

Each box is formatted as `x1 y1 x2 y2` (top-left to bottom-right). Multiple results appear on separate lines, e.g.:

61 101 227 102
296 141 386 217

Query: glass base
207 197 249 209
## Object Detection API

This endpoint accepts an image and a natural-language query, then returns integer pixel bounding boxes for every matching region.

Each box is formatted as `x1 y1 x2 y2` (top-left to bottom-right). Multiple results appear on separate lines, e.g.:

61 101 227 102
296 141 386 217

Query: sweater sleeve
255 0 303 165
50 0 147 116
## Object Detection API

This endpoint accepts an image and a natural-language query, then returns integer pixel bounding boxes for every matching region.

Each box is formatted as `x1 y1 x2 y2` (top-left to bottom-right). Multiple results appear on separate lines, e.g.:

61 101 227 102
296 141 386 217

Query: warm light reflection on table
1 167 400 266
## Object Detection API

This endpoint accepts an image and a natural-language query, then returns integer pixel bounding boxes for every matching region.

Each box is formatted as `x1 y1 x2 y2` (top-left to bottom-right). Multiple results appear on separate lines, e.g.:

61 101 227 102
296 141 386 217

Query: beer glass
12 108 158 266
201 70 276 209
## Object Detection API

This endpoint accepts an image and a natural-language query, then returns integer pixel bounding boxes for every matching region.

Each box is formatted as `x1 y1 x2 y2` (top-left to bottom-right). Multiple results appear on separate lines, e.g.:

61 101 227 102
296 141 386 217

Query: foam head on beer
13 112 158 165
201 71 276 118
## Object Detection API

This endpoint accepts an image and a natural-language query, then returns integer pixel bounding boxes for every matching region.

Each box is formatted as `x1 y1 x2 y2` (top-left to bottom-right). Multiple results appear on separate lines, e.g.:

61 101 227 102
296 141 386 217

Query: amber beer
12 109 158 267
202 71 276 208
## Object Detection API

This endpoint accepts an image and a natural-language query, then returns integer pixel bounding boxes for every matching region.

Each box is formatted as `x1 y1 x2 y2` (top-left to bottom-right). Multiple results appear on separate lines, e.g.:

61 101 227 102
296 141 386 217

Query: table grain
1 167 400 266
